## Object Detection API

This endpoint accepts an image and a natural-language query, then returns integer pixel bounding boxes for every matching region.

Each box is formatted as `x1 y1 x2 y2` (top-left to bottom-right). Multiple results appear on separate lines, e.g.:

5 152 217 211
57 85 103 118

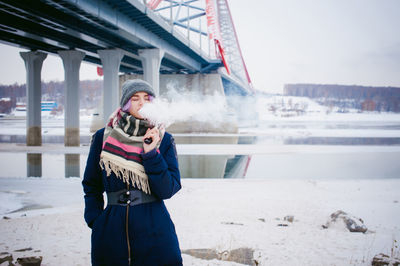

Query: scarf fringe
100 158 151 195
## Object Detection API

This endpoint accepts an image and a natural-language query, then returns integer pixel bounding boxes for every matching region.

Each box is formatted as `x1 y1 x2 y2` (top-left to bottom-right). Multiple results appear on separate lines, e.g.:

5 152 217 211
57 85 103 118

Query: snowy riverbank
1 177 399 265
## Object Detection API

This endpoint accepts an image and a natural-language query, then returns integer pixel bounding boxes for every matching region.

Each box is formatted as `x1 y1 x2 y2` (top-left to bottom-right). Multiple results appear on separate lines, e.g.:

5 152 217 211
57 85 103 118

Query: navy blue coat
82 128 182 266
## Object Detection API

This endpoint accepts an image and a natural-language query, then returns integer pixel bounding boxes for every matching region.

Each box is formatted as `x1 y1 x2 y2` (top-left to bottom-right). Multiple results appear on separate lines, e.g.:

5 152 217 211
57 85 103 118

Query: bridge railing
138 0 253 92
138 0 218 60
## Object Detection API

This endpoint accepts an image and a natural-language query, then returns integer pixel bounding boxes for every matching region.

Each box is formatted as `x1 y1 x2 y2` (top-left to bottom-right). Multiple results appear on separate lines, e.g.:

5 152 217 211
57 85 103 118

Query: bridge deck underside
0 0 221 74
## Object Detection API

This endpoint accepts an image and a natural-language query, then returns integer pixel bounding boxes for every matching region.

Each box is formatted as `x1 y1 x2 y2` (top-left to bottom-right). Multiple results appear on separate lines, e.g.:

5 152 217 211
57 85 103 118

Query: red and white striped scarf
99 108 163 194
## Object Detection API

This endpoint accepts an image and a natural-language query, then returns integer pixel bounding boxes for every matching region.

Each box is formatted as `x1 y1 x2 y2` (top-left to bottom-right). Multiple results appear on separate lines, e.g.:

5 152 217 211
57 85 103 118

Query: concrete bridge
0 0 254 178
1 0 253 145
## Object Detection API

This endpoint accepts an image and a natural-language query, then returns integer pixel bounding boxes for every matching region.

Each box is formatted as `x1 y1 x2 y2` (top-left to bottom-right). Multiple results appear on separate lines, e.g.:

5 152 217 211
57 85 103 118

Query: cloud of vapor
139 89 231 128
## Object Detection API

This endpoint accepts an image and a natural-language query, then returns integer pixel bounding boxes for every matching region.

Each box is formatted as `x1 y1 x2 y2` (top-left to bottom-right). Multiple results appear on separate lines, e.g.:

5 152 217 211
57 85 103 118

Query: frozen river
0 110 399 180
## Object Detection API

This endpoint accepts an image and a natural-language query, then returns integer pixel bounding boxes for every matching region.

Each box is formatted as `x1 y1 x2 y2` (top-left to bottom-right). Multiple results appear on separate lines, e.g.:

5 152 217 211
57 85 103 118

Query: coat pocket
91 208 106 230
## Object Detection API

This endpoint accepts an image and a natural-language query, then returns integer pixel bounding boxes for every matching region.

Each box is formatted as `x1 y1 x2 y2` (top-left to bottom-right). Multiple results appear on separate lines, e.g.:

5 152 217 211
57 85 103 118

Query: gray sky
229 0 400 92
0 0 399 93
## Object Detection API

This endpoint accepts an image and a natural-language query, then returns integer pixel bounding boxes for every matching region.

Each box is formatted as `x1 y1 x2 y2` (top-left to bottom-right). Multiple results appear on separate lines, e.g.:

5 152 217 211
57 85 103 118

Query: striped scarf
99 108 162 194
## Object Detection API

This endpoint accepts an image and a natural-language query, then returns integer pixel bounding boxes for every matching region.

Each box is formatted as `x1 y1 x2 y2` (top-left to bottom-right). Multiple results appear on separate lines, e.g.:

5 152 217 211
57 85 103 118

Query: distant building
283 84 400 112
361 99 376 112
0 98 12 114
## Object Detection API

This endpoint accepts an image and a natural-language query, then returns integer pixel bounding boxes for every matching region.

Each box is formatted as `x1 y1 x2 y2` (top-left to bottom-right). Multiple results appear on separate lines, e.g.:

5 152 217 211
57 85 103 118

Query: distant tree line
283 84 400 112
0 80 103 114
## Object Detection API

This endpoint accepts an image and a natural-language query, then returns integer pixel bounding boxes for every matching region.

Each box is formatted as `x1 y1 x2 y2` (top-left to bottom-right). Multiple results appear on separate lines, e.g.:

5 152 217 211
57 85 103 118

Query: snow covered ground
0 178 399 265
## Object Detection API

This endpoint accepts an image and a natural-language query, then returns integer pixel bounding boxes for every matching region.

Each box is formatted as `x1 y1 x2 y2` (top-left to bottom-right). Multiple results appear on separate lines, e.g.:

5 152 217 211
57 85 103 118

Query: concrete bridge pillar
138 48 164 96
98 49 124 124
58 50 85 146
20 51 47 146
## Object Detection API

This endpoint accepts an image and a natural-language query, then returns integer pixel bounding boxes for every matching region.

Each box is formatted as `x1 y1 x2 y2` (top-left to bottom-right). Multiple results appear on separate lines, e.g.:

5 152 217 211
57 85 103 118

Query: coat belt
107 189 157 206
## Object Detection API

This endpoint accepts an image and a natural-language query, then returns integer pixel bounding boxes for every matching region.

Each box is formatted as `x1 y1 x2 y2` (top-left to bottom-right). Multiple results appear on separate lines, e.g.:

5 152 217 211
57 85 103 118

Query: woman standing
82 79 182 265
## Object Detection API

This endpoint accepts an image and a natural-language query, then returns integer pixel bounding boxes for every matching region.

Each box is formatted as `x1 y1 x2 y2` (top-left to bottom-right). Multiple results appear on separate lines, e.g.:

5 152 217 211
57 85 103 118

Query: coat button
126 191 130 195
127 200 131 204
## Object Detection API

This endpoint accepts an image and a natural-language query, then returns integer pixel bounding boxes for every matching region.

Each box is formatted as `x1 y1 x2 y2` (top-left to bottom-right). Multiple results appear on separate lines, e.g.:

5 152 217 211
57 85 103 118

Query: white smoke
138 89 230 128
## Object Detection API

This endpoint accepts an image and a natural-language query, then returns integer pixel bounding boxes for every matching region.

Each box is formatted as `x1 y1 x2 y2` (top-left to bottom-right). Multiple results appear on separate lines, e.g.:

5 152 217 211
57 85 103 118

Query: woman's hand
143 127 160 153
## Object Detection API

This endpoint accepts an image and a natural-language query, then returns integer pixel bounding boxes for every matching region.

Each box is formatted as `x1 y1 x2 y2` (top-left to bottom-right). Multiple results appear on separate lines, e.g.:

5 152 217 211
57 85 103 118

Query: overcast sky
0 0 399 93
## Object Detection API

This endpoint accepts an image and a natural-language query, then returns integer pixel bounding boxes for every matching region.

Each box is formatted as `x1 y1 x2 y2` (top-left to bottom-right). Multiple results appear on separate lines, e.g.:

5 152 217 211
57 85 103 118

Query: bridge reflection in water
23 135 254 179
27 153 41 177
2 135 399 179
174 134 255 179
26 153 81 178
15 133 254 179
22 153 251 179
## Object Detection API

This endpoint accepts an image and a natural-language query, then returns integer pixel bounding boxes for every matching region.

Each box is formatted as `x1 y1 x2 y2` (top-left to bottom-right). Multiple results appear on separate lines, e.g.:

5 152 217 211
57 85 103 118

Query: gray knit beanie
120 79 156 107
